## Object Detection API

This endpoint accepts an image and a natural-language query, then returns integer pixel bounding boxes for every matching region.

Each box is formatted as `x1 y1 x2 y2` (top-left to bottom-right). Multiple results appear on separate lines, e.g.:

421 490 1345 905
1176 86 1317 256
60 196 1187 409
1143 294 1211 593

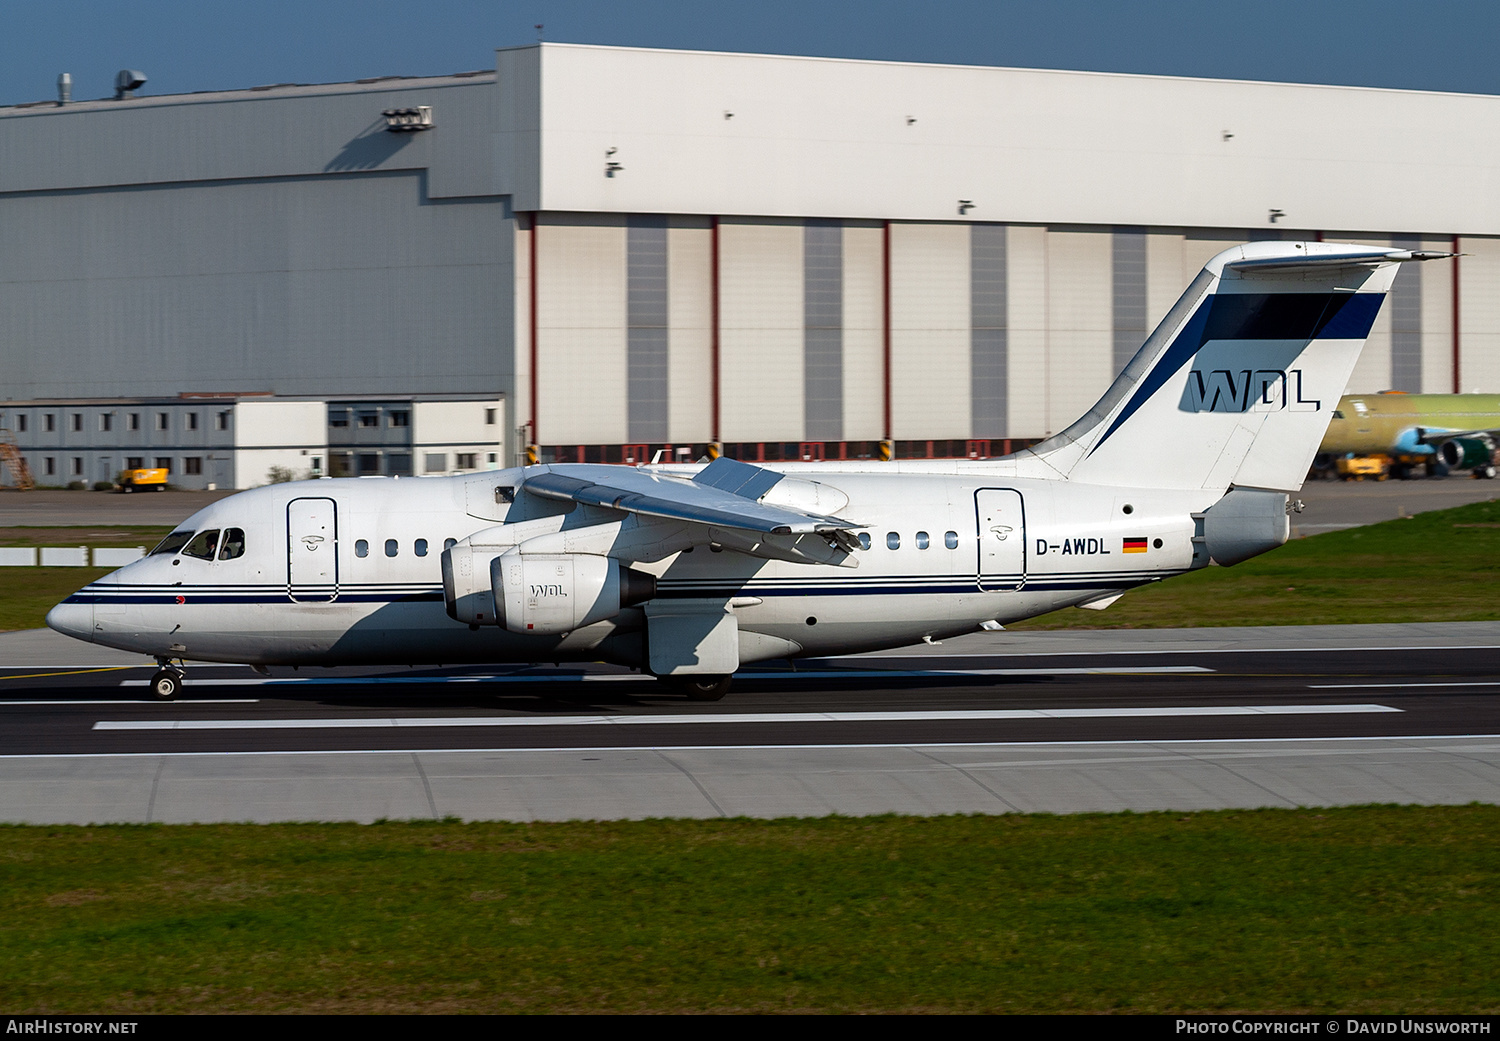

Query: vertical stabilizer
1020 241 1448 492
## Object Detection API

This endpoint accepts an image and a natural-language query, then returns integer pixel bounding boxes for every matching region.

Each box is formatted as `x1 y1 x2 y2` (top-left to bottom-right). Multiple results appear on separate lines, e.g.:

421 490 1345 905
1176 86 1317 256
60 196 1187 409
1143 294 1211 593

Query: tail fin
1021 241 1449 492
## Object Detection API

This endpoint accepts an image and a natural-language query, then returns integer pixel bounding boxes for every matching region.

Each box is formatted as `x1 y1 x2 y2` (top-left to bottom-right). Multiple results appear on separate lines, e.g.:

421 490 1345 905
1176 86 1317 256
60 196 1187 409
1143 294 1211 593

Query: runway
2 623 1499 823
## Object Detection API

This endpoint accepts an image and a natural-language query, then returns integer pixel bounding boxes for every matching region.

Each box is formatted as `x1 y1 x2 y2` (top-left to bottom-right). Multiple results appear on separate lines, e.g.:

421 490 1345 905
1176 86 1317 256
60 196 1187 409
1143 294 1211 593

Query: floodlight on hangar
114 70 146 100
383 106 434 132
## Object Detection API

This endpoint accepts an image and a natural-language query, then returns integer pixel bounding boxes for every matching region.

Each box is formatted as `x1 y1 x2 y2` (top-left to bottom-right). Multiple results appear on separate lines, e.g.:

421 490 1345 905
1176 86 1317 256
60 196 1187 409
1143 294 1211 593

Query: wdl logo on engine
530 584 567 597
1184 369 1321 413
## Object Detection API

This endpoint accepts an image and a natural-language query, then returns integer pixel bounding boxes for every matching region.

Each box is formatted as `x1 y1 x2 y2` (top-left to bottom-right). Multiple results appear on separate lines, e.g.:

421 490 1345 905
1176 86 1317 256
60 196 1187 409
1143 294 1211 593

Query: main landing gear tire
659 675 733 702
150 669 183 701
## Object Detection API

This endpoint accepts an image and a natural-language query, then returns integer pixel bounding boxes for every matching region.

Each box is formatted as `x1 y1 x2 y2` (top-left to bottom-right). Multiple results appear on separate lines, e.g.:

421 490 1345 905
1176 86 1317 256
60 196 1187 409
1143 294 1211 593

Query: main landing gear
150 658 185 701
657 674 733 701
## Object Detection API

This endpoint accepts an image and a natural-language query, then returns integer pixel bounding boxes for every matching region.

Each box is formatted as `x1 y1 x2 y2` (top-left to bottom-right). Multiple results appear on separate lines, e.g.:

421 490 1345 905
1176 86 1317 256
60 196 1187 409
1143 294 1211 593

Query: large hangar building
2 43 1498 488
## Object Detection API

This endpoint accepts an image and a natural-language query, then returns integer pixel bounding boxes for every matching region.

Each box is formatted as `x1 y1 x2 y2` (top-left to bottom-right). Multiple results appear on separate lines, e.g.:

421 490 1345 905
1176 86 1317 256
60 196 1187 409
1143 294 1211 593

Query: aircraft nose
45 600 94 643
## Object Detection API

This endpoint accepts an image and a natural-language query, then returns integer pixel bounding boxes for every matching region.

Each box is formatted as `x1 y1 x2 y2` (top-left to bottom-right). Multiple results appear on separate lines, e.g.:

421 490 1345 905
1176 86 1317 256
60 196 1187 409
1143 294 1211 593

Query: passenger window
857 532 871 551
945 531 959 550
181 530 220 561
886 532 900 550
415 539 428 557
150 530 195 556
916 531 930 550
355 540 369 558
218 528 246 560
385 539 398 557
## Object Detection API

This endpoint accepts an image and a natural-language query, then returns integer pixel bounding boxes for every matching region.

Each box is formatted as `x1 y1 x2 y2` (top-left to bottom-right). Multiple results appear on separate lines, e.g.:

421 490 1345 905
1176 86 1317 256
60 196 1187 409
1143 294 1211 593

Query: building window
126 457 143 469
157 413 169 431
128 413 140 431
71 414 82 432
184 457 202 475
329 408 350 428
357 453 380 475
355 540 369 558
487 453 497 465
186 413 199 431
424 453 446 473
44 414 55 432
384 539 398 557
387 453 412 476
216 411 230 431
456 453 476 469
389 411 409 428
485 408 497 425
44 458 55 476
155 457 172 471
15 415 25 433
99 414 112 432
71 457 82 476
358 412 379 428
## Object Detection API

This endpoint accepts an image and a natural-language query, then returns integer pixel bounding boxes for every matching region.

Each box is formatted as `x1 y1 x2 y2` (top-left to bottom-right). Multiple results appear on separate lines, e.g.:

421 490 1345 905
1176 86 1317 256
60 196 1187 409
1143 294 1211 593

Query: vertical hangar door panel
288 497 338 602
976 489 1026 591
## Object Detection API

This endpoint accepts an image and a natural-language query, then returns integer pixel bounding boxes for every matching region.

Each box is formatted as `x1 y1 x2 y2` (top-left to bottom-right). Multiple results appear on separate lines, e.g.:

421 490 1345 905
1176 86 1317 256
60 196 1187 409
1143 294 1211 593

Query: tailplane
1021 241 1450 492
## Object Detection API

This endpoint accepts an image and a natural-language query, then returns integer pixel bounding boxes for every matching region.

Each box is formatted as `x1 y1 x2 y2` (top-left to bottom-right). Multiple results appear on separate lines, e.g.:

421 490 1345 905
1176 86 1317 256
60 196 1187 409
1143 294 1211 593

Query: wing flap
522 462 864 537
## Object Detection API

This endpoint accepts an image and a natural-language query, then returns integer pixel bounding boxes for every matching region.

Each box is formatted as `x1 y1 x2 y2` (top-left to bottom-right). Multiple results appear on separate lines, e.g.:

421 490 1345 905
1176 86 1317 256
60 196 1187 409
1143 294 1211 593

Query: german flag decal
1122 537 1148 554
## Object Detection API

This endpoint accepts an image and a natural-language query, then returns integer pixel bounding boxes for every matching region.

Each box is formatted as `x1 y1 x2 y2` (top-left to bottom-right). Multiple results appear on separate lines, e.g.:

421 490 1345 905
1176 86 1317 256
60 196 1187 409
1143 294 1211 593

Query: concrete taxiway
2 623 1499 824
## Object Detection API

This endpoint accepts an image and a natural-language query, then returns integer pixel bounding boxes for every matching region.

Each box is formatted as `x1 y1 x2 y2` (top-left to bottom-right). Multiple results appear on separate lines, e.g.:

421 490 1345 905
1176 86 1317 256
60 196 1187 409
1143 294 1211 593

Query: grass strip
1012 498 1500 629
2 807 1498 1014
6 501 1500 633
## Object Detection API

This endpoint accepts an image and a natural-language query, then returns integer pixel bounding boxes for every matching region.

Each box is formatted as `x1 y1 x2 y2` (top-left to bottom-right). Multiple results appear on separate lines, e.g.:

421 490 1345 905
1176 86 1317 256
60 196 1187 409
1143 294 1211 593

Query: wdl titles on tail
47 241 1451 700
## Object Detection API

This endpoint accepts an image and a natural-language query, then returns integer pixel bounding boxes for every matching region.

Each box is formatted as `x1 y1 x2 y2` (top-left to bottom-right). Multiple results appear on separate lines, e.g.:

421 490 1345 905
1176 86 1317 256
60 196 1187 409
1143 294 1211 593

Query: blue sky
4 1 1498 107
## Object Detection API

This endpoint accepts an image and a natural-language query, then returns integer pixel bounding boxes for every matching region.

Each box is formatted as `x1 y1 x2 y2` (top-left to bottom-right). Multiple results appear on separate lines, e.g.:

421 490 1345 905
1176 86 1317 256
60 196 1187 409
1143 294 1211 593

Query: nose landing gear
150 658 185 701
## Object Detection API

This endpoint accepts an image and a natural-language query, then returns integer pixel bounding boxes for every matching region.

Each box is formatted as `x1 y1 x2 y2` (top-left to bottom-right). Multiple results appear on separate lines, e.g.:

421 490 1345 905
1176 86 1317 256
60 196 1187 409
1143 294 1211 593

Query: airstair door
975 489 1026 592
287 497 338 602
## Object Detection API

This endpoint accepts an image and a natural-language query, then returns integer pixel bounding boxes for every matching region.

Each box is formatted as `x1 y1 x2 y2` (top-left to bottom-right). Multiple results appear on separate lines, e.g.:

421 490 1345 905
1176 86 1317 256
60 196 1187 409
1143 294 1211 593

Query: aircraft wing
521 458 866 555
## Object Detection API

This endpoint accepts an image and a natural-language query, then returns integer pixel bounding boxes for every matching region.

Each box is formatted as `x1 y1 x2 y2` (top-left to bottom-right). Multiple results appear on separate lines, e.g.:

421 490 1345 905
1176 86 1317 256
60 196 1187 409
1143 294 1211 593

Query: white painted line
834 644 1500 659
1310 681 1500 690
1 699 260 707
93 703 1399 732
1 731 1490 761
115 665 1213 689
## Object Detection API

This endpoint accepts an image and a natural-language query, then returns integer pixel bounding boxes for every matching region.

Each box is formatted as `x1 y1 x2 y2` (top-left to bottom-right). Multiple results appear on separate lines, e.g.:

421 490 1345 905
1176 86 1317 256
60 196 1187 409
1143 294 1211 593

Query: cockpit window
181 529 221 560
150 530 195 556
218 528 246 560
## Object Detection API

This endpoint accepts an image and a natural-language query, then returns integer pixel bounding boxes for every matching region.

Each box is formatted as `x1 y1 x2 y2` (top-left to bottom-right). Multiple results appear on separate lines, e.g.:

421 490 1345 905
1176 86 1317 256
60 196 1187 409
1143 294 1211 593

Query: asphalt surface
3 624 1499 822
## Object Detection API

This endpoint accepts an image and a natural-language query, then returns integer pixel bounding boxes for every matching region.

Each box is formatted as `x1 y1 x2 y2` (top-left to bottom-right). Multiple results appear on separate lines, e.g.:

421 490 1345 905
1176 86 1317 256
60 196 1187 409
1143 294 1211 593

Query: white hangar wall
523 214 1470 452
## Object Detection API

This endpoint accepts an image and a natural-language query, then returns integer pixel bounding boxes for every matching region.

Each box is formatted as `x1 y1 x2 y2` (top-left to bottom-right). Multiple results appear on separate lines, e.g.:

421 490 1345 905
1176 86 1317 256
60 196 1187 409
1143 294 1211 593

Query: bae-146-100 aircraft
46 241 1449 701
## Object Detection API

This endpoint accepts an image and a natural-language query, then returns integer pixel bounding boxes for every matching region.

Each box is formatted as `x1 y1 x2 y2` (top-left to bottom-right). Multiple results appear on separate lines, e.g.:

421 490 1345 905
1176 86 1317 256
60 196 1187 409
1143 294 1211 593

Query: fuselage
46 466 1214 669
1320 393 1500 457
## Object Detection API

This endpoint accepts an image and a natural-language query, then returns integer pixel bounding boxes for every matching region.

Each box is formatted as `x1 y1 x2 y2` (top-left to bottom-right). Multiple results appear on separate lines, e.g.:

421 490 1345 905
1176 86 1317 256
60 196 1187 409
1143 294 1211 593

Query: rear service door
975 489 1026 591
288 497 338 602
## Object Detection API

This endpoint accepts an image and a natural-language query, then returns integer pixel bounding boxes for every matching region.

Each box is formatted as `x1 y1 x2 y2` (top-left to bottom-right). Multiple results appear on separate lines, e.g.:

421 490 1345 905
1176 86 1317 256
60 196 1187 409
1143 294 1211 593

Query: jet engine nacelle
490 552 656 635
1440 437 1493 470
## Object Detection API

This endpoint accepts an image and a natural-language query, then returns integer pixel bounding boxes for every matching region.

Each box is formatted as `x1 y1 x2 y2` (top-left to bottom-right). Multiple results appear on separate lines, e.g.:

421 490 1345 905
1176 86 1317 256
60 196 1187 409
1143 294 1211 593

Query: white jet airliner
46 241 1446 700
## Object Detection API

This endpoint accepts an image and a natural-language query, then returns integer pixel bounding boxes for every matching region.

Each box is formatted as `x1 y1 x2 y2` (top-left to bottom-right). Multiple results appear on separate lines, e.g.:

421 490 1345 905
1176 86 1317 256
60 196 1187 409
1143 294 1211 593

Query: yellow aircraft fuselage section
1319 393 1500 456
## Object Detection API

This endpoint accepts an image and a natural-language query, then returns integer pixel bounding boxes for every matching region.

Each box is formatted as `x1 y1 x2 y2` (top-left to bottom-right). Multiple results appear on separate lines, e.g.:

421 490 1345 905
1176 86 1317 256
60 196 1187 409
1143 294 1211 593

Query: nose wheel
150 661 185 701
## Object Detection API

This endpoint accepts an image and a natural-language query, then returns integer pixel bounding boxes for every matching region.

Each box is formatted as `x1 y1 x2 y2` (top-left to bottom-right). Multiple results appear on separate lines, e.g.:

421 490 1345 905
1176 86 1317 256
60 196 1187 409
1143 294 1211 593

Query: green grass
10 503 1500 633
1 808 1497 1014
0 527 170 633
1012 498 1500 629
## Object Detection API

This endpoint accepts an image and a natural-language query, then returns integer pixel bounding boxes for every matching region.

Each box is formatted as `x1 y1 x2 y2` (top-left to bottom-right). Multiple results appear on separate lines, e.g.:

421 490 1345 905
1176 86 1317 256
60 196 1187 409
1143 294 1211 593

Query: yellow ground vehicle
1334 455 1389 481
117 467 168 492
